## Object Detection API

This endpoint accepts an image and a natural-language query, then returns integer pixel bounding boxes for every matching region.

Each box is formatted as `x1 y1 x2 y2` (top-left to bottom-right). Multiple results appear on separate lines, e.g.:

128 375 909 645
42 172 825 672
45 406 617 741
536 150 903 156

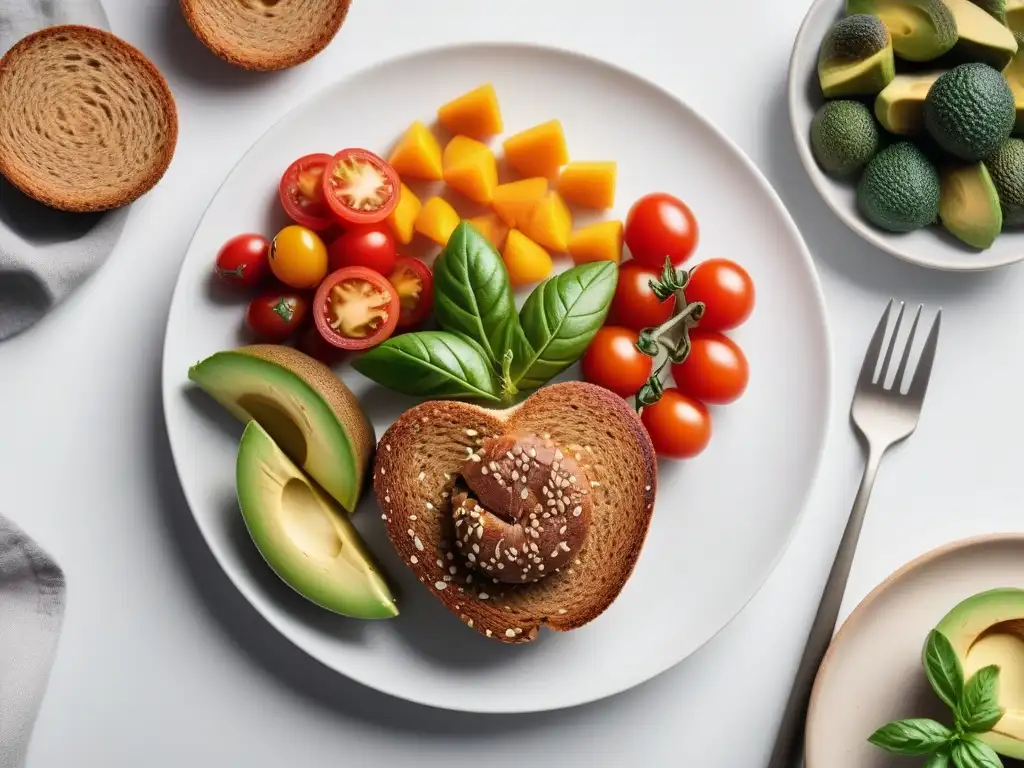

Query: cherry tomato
322 148 400 226
279 153 334 230
269 225 328 289
580 326 653 398
671 330 749 405
215 233 270 288
314 267 400 350
388 256 434 328
245 290 309 342
297 324 347 366
624 193 699 268
641 389 712 459
608 260 677 332
328 226 397 275
685 259 755 332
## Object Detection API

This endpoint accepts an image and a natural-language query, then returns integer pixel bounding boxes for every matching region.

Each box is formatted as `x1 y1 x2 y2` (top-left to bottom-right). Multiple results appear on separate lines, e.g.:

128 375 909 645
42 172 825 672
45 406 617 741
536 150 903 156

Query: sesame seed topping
481 466 489 475
521 488 529 499
446 552 453 560
410 514 417 521
425 502 434 510
472 543 480 554
558 609 568 614
572 506 582 517
505 629 516 638
435 582 448 591
591 481 600 487
466 429 478 437
476 526 484 539
444 473 451 480
645 485 651 491
479 592 490 600
410 555 418 564
449 566 457 574
381 514 387 520
575 559 581 565
560 525 567 534
512 470 520 481
421 416 428 423
385 444 391 452
486 629 492 637
443 575 452 582
414 536 424 551
515 627 523 635
436 558 444 567
381 468 386 475
384 495 391 503
467 619 474 627
468 553 476 562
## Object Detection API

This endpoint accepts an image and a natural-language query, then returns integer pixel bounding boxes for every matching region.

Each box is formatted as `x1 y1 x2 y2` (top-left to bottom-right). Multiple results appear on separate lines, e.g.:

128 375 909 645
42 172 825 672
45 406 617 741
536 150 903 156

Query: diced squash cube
442 136 498 204
491 177 549 228
558 162 617 209
503 120 569 178
389 121 443 181
521 191 572 252
465 212 509 250
568 220 623 264
437 84 503 140
387 183 422 245
415 197 460 246
502 230 553 287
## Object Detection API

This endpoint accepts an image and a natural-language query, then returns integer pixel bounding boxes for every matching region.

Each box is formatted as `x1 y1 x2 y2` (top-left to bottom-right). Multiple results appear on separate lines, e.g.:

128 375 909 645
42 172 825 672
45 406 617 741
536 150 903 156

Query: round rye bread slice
374 382 657 644
0 25 177 213
180 0 352 72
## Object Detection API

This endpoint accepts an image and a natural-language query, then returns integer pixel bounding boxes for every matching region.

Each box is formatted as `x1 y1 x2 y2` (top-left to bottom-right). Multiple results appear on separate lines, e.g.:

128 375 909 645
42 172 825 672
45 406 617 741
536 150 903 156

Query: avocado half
944 0 1019 69
847 0 957 62
875 71 945 136
818 14 896 97
935 588 1024 759
236 421 398 619
939 161 1003 248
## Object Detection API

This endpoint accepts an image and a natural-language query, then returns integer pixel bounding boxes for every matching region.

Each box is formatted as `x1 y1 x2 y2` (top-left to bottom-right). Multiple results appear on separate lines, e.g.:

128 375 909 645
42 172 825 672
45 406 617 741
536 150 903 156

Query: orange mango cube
568 220 623 264
465 212 509 250
502 230 553 287
437 83 503 140
415 197 460 246
387 183 422 245
442 136 498 204
503 120 569 178
558 162 617 209
521 191 572 252
389 120 443 181
491 177 549 228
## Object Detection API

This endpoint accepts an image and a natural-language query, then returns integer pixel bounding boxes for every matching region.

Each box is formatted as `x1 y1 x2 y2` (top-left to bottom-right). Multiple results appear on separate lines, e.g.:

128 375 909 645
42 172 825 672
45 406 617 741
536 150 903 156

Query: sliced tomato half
388 256 434 328
322 148 400 226
279 153 334 230
314 266 400 350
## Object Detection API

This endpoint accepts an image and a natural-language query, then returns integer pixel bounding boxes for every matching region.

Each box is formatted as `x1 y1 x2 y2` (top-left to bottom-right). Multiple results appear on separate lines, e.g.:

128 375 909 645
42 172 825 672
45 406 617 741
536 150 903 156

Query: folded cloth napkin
0 0 129 341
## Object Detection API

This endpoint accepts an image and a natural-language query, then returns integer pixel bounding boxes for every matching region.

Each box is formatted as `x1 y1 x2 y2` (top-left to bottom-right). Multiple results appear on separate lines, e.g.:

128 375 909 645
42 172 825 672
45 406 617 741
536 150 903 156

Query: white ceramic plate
806 535 1024 767
789 0 1024 272
162 42 833 713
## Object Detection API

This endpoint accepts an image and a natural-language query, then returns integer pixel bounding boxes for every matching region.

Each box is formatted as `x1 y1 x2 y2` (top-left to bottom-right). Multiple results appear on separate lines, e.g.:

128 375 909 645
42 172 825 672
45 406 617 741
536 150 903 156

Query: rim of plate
804 532 1024 763
161 39 835 713
787 0 1024 274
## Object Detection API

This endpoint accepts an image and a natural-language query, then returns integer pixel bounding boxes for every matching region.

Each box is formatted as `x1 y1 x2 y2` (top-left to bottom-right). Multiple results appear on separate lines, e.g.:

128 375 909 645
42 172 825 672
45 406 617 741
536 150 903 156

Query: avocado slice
970 0 1008 22
1008 0 1024 30
847 0 957 61
944 0 1019 68
938 161 1003 247
188 345 375 514
818 14 896 97
934 588 1024 759
987 138 1024 224
237 421 397 619
875 71 945 134
1004 31 1024 133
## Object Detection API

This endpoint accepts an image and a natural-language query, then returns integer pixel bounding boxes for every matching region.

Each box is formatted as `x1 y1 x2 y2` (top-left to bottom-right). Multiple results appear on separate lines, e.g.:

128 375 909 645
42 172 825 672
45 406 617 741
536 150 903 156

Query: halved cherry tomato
322 148 400 226
215 233 270 288
388 256 434 328
314 267 400 350
328 226 397 275
641 388 711 459
580 326 653 398
670 330 749 405
297 324 347 366
608 260 676 332
279 153 334 230
685 258 755 332
624 192 699 268
245 290 309 342
269 225 328 289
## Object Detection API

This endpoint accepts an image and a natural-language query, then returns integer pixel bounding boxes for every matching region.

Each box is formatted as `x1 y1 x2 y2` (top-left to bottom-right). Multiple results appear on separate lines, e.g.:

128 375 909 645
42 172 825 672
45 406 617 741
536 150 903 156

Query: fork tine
894 304 923 392
879 301 906 387
857 299 893 389
908 309 942 402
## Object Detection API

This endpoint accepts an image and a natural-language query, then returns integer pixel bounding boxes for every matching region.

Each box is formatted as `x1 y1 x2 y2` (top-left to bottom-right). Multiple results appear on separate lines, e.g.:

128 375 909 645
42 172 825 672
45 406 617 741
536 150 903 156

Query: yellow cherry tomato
269 225 328 289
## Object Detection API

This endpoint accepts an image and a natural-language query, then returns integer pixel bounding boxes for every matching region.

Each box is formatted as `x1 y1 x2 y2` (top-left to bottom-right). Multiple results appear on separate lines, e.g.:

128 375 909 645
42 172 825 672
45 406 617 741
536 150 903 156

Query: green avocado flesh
818 15 896 97
875 71 945 135
236 422 397 619
939 162 1003 247
935 588 1024 759
1009 0 1024 31
945 0 1019 69
847 0 957 61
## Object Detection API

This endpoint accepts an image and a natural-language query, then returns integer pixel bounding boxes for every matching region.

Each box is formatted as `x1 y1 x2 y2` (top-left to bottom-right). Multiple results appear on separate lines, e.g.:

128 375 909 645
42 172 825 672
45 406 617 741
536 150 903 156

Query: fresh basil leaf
925 750 952 768
952 736 1003 768
351 331 501 403
508 261 618 390
958 665 1004 733
926 629 966 710
432 221 518 368
868 718 954 755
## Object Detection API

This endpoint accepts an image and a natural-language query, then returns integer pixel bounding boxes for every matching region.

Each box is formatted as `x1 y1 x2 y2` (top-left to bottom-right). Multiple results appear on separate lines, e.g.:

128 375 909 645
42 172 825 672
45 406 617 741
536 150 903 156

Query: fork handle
767 446 883 768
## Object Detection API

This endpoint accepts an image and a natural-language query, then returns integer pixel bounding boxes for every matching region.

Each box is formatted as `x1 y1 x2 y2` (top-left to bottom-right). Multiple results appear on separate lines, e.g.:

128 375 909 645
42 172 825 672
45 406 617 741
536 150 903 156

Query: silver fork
767 299 942 768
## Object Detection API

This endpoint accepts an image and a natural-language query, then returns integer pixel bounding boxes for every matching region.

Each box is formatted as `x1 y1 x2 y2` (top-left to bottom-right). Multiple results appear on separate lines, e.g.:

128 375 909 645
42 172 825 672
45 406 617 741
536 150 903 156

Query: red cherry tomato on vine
580 326 653 398
313 267 400 350
388 256 434 328
328 226 397 275
670 330 749 405
245 290 309 342
322 148 400 226
608 260 677 332
215 234 270 288
685 259 755 331
624 193 699 268
641 389 712 459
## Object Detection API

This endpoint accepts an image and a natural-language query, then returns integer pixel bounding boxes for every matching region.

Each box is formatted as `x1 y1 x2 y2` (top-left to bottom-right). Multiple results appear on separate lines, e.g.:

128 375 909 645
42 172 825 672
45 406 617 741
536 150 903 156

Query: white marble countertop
4 1 1022 764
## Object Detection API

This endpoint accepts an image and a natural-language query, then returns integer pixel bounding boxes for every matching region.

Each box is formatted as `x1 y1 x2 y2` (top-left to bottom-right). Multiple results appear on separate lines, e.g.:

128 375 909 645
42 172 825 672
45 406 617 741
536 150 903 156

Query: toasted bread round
374 382 657 644
0 25 177 213
180 0 352 72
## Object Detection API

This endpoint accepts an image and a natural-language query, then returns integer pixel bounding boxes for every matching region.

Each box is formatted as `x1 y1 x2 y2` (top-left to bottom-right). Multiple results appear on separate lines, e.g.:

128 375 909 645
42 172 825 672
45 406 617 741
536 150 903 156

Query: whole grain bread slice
180 0 351 72
0 25 177 213
374 382 657 644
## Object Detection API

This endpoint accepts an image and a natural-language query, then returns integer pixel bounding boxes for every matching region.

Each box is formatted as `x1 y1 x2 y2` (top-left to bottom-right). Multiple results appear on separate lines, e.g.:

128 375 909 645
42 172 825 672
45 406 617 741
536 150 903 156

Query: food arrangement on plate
186 81 759 642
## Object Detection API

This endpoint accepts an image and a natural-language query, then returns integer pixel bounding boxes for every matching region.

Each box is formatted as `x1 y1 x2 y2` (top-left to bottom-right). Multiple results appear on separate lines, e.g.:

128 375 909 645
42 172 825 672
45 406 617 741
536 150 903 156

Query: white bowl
788 0 1024 272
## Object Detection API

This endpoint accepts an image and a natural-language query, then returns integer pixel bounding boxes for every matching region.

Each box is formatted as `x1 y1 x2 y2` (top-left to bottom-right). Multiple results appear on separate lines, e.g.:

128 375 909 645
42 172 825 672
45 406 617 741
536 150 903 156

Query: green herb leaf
958 666 1004 733
952 736 1003 768
925 629 966 711
868 719 954 755
351 331 501 403
508 261 618 390
925 750 952 768
432 221 519 369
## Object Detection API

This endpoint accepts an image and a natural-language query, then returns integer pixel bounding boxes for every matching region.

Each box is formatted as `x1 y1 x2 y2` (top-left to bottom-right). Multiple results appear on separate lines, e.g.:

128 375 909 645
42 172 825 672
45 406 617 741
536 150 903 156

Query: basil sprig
868 629 1004 767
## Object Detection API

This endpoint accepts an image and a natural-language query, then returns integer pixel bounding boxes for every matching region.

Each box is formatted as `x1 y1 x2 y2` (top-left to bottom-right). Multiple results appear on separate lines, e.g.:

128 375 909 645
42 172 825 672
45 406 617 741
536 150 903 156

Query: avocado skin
970 0 1008 21
857 141 941 231
811 101 881 177
938 162 1003 248
821 14 891 62
847 0 957 61
987 137 1024 223
925 63 1016 160
818 15 896 97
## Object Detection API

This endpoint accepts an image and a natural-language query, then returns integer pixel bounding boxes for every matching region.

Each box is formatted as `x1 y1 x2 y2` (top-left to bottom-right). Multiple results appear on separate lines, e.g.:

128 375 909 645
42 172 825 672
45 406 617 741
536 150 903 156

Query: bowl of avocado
789 0 1024 271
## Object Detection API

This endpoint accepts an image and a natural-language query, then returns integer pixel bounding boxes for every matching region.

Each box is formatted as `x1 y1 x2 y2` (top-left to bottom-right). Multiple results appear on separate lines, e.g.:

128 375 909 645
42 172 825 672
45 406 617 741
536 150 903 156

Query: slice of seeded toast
373 381 657 644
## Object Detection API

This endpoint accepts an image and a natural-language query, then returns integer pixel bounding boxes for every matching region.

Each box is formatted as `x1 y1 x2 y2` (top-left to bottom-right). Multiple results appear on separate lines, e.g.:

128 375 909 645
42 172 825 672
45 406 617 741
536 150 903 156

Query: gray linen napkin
0 0 129 341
